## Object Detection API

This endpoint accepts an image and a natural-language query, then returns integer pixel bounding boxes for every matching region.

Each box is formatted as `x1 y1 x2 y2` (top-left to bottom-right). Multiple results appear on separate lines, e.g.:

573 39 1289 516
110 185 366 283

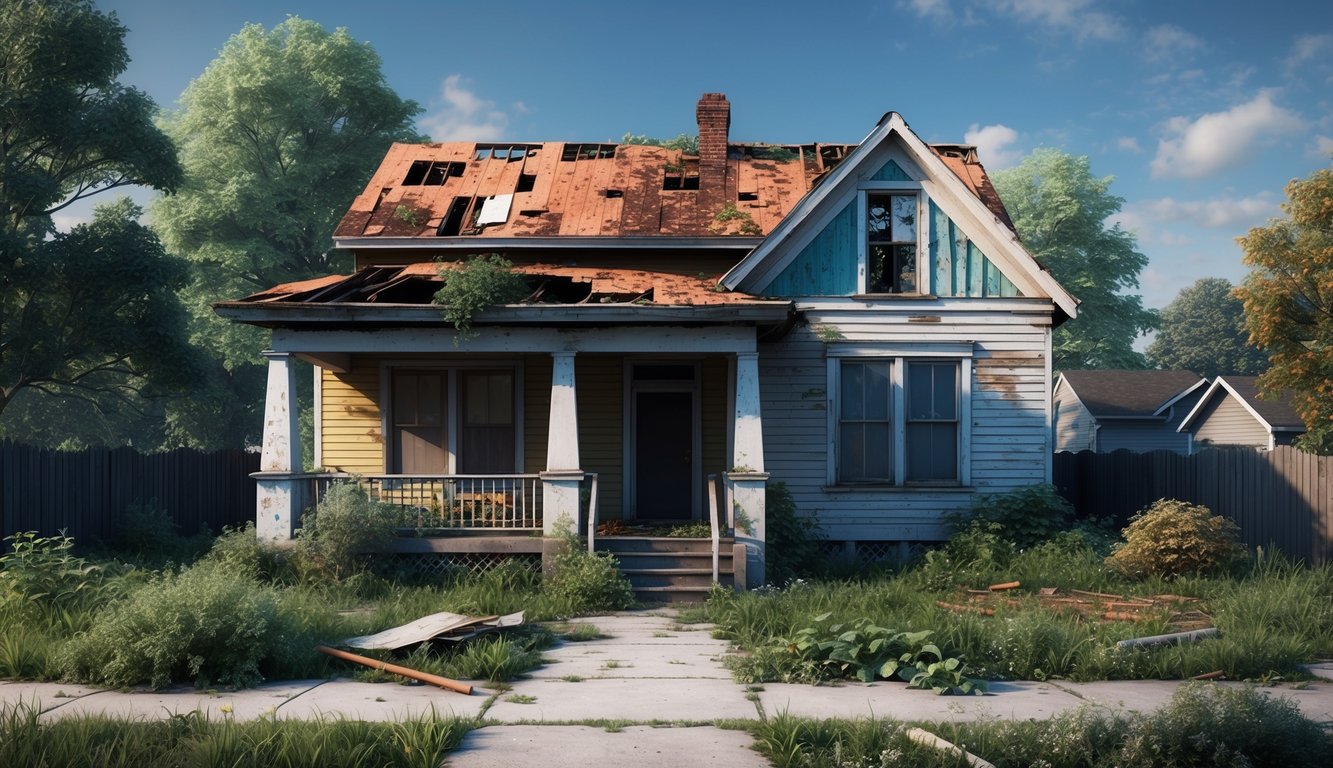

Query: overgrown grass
743 683 1332 768
694 542 1333 684
0 703 473 768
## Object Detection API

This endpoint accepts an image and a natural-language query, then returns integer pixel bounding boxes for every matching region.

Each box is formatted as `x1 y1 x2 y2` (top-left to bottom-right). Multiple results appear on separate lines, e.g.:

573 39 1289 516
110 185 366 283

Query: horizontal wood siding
523 354 551 473
760 302 1051 542
1052 379 1096 453
766 202 858 296
1191 393 1269 450
321 356 383 474
576 355 623 520
1097 421 1191 454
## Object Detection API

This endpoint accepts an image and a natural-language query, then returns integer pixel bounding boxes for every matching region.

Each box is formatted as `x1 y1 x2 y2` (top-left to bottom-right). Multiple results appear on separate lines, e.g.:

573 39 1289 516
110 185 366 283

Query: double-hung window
829 349 970 487
866 192 918 294
389 366 520 474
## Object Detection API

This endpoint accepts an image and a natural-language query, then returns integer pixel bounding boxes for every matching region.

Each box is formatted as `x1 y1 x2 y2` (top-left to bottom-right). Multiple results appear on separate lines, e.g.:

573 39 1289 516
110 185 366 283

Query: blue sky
90 0 1333 312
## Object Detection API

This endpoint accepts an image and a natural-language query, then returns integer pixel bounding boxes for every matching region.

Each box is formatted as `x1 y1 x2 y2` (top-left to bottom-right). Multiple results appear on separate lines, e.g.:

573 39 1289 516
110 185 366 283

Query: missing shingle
738 191 758 201
517 173 537 193
604 189 623 198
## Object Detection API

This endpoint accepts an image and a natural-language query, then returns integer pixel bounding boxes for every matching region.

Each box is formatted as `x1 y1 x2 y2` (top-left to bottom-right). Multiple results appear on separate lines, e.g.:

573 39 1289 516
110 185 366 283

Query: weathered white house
1178 375 1305 452
217 94 1077 591
1052 370 1207 454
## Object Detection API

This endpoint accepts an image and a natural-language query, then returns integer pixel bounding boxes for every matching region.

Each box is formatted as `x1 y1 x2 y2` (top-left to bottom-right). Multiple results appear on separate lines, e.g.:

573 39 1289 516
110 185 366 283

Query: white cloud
419 74 509 142
985 0 1124 41
1150 90 1306 179
964 123 1021 169
1286 34 1333 70
1120 194 1279 231
1116 136 1143 153
904 0 951 18
1143 23 1204 62
1311 135 1333 159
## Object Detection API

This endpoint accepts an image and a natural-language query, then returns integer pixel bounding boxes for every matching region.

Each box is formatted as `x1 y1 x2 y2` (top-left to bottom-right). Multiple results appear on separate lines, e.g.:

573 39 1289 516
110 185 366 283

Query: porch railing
306 473 598 534
705 473 735 583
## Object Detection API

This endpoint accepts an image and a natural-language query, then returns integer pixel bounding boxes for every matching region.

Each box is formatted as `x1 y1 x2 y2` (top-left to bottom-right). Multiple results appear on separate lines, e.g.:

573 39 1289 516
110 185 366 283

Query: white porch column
541 351 583 537
731 351 769 588
254 351 305 541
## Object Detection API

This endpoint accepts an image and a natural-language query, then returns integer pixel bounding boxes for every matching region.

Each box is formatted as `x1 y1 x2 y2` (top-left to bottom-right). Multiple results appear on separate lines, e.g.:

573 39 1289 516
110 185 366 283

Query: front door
633 390 694 520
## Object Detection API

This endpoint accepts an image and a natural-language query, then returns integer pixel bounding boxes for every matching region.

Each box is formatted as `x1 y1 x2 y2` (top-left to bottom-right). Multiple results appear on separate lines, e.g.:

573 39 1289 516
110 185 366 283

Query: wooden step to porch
594 535 742 603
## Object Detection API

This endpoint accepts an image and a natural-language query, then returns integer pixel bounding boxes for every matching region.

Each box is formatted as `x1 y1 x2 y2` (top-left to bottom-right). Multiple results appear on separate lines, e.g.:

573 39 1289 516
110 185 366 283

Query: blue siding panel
870 159 911 181
764 202 858 296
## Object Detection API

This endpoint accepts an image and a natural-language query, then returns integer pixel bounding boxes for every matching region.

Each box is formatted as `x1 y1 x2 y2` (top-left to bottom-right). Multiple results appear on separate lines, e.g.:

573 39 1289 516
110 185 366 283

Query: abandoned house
216 93 1078 595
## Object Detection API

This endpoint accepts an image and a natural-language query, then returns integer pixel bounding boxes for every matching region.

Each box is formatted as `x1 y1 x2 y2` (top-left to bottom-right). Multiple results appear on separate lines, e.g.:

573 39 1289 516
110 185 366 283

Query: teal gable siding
869 159 912 181
765 202 858 296
761 191 1023 299
929 201 1018 298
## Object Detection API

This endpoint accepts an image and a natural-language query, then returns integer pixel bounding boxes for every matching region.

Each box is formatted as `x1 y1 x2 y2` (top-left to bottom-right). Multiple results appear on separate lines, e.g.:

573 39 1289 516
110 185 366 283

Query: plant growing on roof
712 204 762 236
432 255 531 340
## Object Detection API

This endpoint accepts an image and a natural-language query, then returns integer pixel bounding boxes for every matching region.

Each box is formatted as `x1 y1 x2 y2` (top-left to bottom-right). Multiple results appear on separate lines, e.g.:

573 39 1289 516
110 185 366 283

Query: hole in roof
738 192 758 201
437 197 473 236
516 173 537 193
604 189 623 198
403 160 463 186
561 144 616 162
663 174 700 191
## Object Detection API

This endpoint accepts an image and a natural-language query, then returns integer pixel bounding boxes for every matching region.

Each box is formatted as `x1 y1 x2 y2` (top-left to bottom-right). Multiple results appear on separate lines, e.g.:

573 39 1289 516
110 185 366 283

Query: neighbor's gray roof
1211 376 1305 430
1059 369 1205 419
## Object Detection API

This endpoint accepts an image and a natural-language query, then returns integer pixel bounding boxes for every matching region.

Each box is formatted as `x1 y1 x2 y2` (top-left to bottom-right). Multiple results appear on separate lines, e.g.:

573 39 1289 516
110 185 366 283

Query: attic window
560 143 616 161
866 192 918 294
402 160 464 185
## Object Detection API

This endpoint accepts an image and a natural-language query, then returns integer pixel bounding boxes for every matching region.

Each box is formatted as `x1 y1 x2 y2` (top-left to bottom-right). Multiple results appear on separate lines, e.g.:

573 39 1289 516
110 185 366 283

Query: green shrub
297 482 404 581
544 543 634 616
108 503 211 564
59 562 305 689
764 481 825 585
432 254 530 338
0 531 111 617
967 483 1075 549
1107 499 1244 579
205 524 296 583
915 519 1016 591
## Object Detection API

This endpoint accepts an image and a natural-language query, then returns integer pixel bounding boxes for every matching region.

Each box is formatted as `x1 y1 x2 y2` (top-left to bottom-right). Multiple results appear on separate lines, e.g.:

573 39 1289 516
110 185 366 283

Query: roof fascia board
1177 377 1276 434
334 236 762 251
1152 377 1209 416
214 301 794 326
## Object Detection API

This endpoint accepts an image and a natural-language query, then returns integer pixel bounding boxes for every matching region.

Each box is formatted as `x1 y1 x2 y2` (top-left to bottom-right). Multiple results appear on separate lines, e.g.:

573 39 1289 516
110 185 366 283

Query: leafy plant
205 523 296 583
0 532 109 615
764 482 825 586
711 203 762 235
108 503 212 565
432 255 531 339
1107 499 1244 579
544 541 634 616
966 483 1075 549
59 562 307 689
297 481 405 581
620 131 699 154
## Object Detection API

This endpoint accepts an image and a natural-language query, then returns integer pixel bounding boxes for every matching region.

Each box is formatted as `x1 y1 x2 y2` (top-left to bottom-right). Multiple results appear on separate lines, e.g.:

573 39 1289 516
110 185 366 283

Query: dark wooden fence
1053 447 1333 566
1 441 258 542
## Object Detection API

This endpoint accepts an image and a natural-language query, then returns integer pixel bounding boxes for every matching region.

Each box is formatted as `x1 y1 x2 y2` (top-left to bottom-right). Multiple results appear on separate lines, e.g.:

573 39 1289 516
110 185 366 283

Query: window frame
381 360 524 475
856 181 926 296
825 344 971 488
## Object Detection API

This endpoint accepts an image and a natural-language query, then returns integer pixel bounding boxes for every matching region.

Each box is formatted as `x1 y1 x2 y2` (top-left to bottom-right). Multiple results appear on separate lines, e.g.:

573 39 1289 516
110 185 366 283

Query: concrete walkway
3 611 1332 767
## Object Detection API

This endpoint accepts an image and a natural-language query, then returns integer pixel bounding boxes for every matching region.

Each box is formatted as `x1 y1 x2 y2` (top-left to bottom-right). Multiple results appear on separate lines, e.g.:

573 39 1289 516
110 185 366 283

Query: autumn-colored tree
1235 165 1333 454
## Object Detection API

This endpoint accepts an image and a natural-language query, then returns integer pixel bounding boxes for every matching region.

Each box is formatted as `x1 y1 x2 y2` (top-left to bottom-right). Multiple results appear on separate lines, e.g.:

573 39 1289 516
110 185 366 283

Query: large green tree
992 149 1157 369
0 0 193 427
1235 165 1333 454
151 17 423 448
1146 277 1267 377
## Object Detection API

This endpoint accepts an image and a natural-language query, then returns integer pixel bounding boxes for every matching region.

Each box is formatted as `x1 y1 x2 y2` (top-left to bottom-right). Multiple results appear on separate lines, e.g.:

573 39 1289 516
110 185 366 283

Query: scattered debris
315 645 473 695
1192 670 1226 680
906 727 997 768
341 610 524 651
936 601 995 616
1116 627 1221 650
988 580 1020 591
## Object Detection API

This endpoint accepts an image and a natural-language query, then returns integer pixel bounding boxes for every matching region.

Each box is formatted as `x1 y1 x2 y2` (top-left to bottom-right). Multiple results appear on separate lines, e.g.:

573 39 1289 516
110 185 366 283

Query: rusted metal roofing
235 263 776 307
334 140 1013 241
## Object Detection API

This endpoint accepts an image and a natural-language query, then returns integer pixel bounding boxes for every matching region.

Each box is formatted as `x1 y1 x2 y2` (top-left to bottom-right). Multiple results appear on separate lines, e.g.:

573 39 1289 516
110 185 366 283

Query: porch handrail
308 472 545 531
584 472 599 553
706 473 721 582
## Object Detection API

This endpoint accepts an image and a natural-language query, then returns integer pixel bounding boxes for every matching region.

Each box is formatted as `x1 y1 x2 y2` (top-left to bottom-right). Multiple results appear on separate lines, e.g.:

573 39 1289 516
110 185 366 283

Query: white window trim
825 348 971 488
379 359 525 475
856 181 927 296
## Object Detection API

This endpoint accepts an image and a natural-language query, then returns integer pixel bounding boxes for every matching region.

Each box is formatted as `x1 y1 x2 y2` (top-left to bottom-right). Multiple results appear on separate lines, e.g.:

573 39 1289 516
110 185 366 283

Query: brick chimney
696 93 730 207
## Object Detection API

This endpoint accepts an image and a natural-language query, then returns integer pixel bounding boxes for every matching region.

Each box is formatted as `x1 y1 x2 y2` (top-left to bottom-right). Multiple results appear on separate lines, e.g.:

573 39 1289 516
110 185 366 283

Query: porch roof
214 262 794 329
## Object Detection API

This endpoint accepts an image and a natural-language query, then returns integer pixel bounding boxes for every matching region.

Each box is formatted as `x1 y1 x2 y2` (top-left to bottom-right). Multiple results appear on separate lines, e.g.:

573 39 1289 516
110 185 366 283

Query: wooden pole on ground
315 645 473 695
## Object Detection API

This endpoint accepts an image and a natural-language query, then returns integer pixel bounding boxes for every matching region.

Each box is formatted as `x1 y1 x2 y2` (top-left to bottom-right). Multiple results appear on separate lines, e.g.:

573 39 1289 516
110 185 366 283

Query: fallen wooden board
342 610 525 650
906 728 997 768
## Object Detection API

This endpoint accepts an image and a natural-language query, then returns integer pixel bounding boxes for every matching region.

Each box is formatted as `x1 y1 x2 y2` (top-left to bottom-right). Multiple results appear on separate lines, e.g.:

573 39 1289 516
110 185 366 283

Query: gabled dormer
722 113 1078 319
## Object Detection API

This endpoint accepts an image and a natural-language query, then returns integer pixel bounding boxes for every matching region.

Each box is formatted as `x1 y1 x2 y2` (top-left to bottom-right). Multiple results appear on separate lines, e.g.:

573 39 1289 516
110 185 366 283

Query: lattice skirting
378 552 542 579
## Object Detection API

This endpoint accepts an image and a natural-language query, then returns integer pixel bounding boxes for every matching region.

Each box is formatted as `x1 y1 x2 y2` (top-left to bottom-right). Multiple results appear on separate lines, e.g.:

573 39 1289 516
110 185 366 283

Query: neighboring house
216 93 1077 586
1178 375 1305 452
1052 370 1207 454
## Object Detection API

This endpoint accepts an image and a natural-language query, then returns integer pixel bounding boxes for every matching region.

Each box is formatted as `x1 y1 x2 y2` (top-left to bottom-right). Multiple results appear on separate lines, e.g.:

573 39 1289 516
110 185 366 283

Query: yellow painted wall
320 355 383 474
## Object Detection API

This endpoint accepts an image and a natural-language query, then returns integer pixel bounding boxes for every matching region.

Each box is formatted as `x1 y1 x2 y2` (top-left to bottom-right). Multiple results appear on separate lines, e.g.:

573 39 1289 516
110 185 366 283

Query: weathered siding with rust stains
758 302 1052 542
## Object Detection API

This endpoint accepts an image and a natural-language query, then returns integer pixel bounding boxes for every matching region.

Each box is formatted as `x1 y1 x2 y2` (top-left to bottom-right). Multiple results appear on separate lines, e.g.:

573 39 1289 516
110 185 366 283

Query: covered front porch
245 321 780 588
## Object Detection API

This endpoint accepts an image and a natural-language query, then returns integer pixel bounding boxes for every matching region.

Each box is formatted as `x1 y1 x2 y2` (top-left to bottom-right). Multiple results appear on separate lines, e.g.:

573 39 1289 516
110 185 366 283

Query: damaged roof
334 138 1013 241
237 263 776 307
